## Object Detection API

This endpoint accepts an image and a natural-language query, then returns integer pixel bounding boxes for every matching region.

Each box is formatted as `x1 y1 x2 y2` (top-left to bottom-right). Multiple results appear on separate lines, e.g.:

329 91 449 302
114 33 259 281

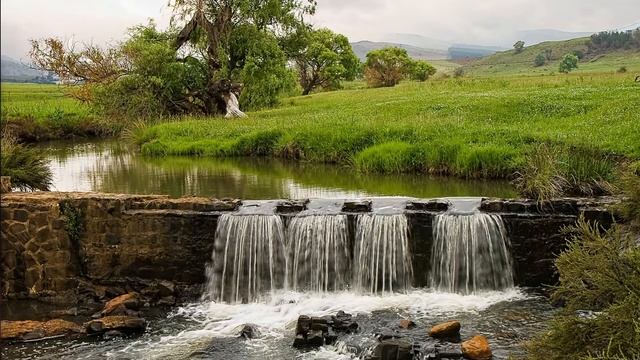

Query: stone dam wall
0 192 617 305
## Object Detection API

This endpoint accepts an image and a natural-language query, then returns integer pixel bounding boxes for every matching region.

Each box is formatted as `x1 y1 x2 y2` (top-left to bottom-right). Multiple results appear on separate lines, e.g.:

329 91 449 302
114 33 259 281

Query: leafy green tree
31 1 316 117
409 60 437 81
291 28 360 95
513 40 525 54
534 53 546 67
363 47 413 87
559 53 579 73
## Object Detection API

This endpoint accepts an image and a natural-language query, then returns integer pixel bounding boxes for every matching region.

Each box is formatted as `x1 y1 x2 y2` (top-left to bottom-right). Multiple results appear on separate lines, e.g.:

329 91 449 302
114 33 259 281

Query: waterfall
286 215 351 292
206 214 286 303
430 213 514 294
353 214 413 293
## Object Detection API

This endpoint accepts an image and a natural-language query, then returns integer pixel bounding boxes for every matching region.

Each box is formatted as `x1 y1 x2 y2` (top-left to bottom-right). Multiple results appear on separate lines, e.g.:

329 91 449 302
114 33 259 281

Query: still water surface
41 141 517 199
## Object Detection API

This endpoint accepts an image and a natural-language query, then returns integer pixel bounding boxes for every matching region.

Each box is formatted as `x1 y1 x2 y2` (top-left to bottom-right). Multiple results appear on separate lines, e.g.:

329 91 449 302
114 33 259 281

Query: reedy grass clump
0 130 52 191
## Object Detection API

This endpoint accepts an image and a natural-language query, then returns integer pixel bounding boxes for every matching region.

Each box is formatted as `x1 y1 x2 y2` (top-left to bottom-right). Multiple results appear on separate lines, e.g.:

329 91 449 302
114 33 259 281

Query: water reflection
42 140 517 199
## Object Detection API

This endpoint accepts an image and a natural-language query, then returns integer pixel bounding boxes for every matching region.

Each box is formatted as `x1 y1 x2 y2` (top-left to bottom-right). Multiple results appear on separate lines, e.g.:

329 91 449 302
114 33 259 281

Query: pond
41 140 517 199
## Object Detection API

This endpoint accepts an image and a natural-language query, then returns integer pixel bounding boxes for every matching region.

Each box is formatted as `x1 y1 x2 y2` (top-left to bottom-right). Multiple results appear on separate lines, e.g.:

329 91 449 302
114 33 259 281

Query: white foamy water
117 289 527 359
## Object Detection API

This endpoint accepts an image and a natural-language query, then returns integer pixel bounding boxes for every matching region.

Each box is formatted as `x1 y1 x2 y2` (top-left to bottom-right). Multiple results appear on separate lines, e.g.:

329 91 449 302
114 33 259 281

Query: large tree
169 0 316 112
30 0 316 117
290 28 360 95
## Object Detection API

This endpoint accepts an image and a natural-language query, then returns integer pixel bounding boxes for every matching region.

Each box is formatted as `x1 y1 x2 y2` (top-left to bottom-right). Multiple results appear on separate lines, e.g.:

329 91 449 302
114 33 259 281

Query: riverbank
0 83 120 142
136 74 640 183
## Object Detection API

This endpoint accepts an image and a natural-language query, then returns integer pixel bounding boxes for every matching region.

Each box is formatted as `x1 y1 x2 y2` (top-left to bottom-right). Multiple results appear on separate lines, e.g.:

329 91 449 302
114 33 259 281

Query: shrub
409 61 437 81
526 219 640 360
363 47 413 87
534 53 547 67
617 66 628 73
0 130 52 191
453 67 465 78
559 54 579 73
514 40 525 54
354 142 422 173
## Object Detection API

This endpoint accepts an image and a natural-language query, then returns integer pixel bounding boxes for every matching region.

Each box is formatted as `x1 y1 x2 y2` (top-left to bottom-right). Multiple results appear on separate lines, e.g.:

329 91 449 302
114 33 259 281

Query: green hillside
463 37 640 76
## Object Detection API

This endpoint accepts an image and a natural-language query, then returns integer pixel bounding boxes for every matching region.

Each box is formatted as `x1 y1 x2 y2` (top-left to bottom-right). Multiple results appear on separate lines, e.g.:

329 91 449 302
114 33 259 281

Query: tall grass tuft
514 144 568 201
560 147 616 196
0 130 52 191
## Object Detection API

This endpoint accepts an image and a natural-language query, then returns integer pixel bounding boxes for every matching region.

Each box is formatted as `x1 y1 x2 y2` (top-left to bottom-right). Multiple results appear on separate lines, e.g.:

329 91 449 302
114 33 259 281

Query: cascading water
353 214 413 293
430 213 514 294
286 215 351 292
205 214 286 303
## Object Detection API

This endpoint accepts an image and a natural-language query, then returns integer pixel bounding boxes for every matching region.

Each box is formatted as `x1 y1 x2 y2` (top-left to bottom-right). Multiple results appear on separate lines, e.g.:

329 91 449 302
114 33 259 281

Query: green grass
138 73 640 181
0 83 119 141
464 38 640 76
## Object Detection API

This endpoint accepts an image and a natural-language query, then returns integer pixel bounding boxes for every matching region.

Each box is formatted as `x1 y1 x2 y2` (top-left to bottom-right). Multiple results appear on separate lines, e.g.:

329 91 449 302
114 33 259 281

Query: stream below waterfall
3 289 554 360
1 142 557 359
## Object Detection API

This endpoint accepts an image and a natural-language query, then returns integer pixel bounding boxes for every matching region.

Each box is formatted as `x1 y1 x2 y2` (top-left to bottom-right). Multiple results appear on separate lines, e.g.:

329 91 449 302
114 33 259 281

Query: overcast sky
1 0 638 59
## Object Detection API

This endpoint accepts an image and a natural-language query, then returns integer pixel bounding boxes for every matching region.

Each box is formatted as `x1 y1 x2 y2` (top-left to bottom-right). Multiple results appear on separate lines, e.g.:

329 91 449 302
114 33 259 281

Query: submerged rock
428 321 461 340
367 337 415 360
461 335 492 360
1 319 84 342
399 319 416 329
239 324 260 339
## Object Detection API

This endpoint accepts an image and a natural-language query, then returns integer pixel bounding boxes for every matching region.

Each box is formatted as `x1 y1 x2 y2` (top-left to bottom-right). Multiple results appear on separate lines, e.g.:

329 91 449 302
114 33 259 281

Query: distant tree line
588 28 640 52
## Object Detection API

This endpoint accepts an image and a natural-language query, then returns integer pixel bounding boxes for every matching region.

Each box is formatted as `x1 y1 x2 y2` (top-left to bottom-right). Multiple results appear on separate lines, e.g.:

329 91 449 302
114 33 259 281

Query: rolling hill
463 37 640 76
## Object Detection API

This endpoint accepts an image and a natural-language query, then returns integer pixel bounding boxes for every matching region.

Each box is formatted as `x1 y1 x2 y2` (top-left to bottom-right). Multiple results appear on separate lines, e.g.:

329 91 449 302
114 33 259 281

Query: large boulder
461 335 492 360
101 292 141 317
1 319 84 342
428 321 461 340
85 316 147 335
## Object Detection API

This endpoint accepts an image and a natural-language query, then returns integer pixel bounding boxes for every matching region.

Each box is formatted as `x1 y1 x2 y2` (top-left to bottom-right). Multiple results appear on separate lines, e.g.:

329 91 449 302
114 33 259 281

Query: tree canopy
363 47 414 87
559 54 579 73
30 0 320 118
291 28 360 95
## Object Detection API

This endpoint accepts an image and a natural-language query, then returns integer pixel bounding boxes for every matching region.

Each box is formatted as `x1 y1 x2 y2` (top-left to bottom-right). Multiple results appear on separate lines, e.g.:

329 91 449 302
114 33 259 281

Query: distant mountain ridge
1 55 52 83
350 41 448 61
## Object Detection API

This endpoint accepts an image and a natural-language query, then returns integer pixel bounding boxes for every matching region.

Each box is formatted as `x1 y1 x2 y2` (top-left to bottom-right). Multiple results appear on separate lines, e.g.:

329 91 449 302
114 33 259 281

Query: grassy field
0 83 117 141
137 73 640 182
464 38 640 76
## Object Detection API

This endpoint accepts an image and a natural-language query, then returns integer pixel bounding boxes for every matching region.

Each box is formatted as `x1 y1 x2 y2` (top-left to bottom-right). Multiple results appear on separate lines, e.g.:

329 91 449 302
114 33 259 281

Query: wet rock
85 316 147 335
293 313 353 348
1 319 84 342
419 343 464 360
399 319 416 329
342 200 372 213
276 200 308 214
331 310 358 333
101 292 141 316
428 321 461 340
367 337 415 360
461 335 492 360
406 200 449 212
239 324 260 339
